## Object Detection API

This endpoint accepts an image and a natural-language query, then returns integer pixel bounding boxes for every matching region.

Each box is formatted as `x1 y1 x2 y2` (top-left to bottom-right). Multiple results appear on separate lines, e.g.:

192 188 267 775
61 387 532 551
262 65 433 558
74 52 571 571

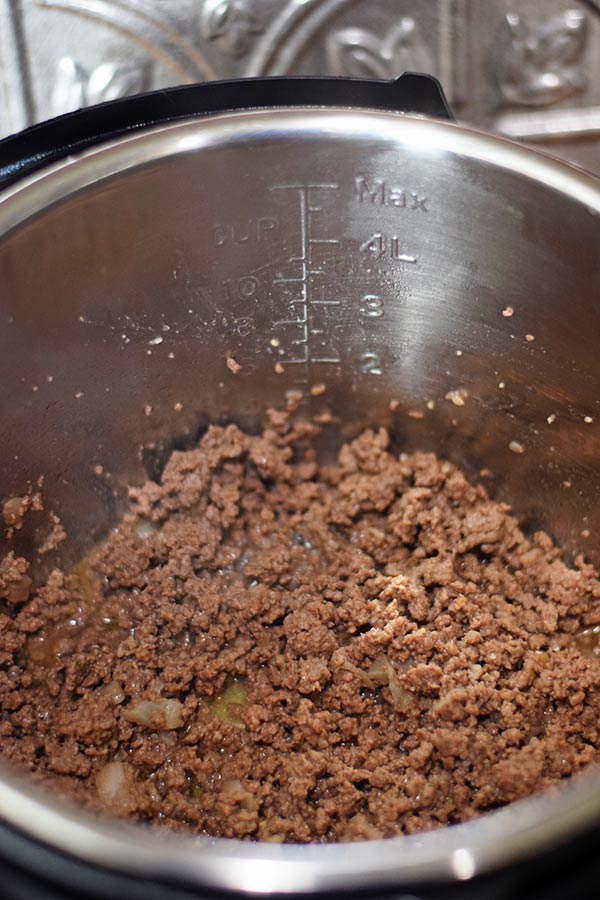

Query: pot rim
1 107 600 893
2 106 600 235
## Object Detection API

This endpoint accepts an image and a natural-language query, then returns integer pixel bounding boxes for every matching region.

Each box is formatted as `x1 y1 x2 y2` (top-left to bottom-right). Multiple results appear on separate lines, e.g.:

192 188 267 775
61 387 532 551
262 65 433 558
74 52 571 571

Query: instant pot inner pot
0 109 599 571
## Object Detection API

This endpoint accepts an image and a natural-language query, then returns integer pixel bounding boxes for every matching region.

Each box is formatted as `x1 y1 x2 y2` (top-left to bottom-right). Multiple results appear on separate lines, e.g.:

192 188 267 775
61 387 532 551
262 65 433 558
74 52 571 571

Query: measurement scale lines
271 183 343 379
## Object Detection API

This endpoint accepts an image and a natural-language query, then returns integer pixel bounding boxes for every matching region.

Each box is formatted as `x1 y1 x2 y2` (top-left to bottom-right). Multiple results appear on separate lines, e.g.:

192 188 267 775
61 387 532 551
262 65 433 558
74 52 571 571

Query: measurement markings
275 312 308 325
270 183 342 377
270 184 339 191
273 277 305 284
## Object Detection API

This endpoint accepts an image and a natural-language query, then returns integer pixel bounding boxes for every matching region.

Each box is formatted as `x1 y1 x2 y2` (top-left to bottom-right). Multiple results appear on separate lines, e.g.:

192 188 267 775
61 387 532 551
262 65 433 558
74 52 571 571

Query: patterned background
1 0 599 174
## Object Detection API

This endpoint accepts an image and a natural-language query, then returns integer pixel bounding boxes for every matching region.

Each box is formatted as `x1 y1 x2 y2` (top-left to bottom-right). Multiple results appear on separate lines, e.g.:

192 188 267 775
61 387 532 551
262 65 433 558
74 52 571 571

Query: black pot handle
0 73 452 189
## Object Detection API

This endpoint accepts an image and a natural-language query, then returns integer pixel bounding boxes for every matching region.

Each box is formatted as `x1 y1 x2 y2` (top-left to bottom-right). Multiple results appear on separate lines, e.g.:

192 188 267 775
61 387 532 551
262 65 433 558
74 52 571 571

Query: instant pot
0 73 600 900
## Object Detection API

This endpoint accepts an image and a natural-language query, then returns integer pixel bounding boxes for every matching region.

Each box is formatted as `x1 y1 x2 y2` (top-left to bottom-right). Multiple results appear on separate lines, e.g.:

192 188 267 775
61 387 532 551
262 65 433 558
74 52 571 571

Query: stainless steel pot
0 75 600 898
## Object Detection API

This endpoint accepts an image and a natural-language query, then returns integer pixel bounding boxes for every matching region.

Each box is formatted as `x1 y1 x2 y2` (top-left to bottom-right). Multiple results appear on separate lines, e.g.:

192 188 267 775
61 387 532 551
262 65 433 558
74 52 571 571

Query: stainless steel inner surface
0 108 600 892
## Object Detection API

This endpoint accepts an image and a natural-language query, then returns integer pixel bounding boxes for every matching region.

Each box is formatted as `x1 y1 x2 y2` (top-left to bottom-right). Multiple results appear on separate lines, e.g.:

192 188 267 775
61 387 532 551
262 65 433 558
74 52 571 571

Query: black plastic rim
0 73 451 188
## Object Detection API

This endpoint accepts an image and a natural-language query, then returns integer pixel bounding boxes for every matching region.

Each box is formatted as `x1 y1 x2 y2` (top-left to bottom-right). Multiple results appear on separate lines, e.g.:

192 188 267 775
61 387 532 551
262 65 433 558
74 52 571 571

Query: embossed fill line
273 277 305 284
269 184 340 191
278 348 310 365
275 314 308 326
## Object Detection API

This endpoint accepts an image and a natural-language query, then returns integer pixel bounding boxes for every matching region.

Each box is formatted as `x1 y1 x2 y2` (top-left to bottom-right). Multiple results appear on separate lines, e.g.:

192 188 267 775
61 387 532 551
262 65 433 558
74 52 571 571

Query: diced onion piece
338 659 374 688
222 778 243 793
366 654 394 686
96 761 136 813
134 518 158 539
123 698 185 730
222 778 259 812
388 668 414 712
102 680 125 706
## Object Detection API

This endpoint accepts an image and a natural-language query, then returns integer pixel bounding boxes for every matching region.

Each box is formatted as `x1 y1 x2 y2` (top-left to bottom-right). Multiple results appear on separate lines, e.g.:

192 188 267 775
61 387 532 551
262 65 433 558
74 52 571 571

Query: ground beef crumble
1 413 600 843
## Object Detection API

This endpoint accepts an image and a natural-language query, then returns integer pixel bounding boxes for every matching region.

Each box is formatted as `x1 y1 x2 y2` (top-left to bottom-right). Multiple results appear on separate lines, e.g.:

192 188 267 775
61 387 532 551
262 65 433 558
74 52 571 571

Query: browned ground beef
1 411 600 842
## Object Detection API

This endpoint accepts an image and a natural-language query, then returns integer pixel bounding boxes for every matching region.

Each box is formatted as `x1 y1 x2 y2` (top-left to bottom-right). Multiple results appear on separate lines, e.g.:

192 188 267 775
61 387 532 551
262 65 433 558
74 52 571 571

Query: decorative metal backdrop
1 0 599 173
